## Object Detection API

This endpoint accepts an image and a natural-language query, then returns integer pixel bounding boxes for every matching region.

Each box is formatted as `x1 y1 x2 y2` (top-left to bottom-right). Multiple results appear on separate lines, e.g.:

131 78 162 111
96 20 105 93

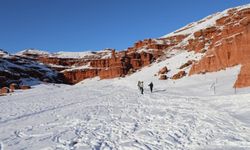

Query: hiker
148 82 153 93
139 81 144 94
137 81 140 90
137 81 144 94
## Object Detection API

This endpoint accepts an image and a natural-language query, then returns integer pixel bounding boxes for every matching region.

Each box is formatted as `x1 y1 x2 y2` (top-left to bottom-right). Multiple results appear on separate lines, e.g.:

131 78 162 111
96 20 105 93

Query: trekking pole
210 82 216 95
214 85 216 95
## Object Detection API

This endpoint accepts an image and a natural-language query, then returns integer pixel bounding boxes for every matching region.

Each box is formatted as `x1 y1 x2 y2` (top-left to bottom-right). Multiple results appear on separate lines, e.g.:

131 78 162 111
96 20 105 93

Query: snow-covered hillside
1 50 250 150
51 50 112 59
162 3 250 38
0 54 62 87
16 49 50 56
16 49 112 59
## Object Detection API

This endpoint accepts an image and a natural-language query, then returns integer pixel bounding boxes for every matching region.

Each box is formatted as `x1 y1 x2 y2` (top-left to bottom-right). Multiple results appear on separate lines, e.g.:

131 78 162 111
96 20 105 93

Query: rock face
158 66 169 75
179 60 194 69
62 50 155 83
186 7 250 88
38 57 83 67
159 74 168 80
172 71 186 80
234 63 250 88
63 69 99 84
98 50 153 79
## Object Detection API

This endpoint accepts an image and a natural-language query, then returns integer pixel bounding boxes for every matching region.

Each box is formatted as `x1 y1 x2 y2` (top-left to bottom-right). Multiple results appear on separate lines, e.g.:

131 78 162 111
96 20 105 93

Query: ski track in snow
1 81 250 150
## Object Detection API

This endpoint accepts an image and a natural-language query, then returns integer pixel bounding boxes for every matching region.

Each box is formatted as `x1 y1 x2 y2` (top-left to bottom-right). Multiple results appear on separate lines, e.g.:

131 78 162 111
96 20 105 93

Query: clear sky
0 0 249 53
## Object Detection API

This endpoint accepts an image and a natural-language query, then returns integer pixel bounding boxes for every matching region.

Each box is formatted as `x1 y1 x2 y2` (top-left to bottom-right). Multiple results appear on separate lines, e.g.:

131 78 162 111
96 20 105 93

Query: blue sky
0 0 249 53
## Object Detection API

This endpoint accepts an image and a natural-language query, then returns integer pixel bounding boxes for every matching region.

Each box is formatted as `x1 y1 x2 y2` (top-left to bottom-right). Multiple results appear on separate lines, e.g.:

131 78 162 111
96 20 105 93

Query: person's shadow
153 89 167 92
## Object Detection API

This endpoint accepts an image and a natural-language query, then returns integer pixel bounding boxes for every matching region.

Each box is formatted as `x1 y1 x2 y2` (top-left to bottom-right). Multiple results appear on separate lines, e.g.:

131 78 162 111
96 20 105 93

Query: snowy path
1 82 250 150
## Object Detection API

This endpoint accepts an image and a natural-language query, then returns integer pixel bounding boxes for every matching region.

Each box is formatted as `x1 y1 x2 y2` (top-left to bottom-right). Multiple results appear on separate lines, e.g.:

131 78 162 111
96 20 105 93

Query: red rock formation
179 60 194 69
98 50 130 79
187 8 250 88
99 67 125 79
234 63 250 88
63 69 99 84
172 71 186 80
158 66 168 75
159 74 168 80
190 23 250 74
57 49 156 83
38 57 83 66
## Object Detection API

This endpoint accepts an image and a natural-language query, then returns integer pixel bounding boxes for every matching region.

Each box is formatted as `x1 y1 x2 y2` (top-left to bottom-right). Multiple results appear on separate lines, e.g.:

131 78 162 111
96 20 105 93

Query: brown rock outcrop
159 74 168 80
20 85 31 90
158 66 168 75
1 87 10 94
38 57 84 66
179 60 194 69
172 71 186 80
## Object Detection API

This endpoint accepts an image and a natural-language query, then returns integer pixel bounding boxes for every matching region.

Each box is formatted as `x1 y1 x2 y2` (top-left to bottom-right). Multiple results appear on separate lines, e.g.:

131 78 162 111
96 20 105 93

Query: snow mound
51 49 112 59
16 49 49 56
16 49 113 59
52 51 96 58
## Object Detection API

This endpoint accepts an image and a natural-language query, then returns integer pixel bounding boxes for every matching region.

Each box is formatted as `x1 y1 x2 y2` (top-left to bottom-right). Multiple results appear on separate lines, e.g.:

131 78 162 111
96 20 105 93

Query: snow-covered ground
1 51 250 150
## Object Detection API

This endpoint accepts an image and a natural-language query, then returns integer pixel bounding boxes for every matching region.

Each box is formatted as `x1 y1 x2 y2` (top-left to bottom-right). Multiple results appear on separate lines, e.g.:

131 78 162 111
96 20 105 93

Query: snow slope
0 55 61 87
51 51 96 59
16 49 112 59
162 3 250 38
1 50 250 150
16 49 49 56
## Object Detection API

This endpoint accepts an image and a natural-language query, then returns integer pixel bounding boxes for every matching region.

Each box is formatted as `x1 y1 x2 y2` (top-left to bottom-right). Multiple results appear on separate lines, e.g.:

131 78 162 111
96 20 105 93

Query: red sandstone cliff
186 7 250 88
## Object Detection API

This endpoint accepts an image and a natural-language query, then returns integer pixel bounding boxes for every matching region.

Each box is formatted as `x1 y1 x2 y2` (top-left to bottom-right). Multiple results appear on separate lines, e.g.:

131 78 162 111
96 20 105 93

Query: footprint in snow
14 130 26 138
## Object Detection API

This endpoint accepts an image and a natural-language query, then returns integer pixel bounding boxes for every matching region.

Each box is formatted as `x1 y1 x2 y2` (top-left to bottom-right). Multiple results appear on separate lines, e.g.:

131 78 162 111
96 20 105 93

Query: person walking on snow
148 82 153 93
137 81 140 90
140 81 144 94
137 81 144 94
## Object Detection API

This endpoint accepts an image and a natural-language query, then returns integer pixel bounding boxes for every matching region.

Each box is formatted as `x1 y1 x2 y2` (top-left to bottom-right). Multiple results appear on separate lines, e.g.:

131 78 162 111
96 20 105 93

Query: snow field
1 50 250 149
